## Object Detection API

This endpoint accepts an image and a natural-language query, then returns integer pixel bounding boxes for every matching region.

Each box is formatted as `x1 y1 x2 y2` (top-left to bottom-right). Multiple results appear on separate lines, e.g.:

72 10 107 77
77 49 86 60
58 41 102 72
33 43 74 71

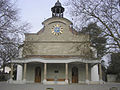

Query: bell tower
51 0 65 18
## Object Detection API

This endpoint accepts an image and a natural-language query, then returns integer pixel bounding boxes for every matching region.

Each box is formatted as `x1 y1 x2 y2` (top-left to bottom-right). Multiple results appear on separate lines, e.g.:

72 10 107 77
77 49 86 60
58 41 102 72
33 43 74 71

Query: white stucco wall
68 64 91 83
26 63 44 82
17 65 23 81
91 64 99 81
47 64 65 79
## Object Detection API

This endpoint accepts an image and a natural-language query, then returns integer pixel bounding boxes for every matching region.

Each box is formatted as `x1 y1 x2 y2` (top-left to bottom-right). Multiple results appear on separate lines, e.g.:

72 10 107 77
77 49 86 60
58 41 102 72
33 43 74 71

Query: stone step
0 82 120 90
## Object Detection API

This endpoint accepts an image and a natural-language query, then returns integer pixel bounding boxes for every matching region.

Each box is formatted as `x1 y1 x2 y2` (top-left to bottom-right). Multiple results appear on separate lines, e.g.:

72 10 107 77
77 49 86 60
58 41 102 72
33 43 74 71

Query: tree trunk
2 65 5 73
2 62 6 73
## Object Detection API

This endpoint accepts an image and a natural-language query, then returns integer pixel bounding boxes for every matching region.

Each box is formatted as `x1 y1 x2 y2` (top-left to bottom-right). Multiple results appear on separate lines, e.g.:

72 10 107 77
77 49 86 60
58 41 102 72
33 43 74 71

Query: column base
8 79 13 83
23 79 26 82
99 80 104 84
43 79 47 84
65 79 69 84
22 79 26 84
86 80 89 84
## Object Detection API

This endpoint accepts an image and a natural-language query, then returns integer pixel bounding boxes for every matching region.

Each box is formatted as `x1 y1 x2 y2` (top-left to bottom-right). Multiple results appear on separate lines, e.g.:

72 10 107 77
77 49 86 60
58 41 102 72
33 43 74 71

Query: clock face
51 24 63 35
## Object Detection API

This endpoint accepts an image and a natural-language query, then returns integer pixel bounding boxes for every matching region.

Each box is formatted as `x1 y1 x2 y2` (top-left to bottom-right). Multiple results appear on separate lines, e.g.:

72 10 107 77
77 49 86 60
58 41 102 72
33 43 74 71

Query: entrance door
35 67 41 83
72 67 78 83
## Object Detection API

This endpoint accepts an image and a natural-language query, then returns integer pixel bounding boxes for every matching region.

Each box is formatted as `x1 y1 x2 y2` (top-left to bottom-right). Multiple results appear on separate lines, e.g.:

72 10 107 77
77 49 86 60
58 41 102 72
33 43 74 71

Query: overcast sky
16 0 70 33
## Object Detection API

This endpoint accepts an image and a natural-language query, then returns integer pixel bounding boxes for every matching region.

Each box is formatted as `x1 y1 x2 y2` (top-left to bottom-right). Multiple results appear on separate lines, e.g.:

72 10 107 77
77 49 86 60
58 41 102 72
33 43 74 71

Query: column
65 63 68 84
99 63 103 82
43 63 47 82
10 63 13 80
23 63 27 81
85 63 89 83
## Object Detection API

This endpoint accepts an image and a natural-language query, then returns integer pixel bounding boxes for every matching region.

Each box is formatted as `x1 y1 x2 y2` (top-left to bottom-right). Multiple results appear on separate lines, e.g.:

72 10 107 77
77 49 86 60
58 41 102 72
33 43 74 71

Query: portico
10 58 103 84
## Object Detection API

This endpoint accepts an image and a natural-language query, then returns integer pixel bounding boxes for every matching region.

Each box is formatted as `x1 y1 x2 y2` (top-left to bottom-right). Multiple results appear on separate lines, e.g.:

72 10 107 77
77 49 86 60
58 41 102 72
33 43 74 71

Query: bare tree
0 42 18 73
66 0 120 52
0 0 30 71
0 0 30 44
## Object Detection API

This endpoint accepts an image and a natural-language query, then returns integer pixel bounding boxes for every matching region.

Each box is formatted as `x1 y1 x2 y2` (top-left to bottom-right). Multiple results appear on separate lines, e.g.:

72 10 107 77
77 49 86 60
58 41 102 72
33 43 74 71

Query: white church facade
9 0 103 84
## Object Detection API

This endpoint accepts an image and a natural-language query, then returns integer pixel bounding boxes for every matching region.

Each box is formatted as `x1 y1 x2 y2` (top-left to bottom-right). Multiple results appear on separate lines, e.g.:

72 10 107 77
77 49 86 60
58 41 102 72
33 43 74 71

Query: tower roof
55 0 61 6
51 0 65 17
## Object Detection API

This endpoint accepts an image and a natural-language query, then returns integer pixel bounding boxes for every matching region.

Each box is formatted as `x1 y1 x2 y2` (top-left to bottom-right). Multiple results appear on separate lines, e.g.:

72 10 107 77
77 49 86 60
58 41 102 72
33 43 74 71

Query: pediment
25 17 89 42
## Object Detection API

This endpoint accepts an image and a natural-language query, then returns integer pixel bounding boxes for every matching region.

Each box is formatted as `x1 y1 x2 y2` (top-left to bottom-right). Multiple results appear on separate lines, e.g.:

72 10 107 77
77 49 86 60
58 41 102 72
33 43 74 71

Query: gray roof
55 0 61 6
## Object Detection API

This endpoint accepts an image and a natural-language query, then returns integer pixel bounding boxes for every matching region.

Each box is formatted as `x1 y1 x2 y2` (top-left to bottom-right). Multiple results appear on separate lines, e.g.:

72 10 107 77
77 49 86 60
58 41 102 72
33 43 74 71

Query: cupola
51 0 65 18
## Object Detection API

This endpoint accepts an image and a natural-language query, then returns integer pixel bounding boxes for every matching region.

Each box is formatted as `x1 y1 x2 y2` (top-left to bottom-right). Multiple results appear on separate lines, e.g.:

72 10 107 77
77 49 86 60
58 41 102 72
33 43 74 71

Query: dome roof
55 0 61 6
51 0 64 17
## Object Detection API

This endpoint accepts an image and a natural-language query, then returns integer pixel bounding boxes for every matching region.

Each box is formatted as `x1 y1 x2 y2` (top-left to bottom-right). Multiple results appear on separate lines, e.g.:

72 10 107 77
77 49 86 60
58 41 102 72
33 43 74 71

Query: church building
9 0 103 84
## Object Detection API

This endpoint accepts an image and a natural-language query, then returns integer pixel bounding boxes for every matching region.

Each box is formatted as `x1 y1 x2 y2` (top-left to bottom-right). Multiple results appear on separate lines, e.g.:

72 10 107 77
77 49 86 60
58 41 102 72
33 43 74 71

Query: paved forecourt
0 82 120 90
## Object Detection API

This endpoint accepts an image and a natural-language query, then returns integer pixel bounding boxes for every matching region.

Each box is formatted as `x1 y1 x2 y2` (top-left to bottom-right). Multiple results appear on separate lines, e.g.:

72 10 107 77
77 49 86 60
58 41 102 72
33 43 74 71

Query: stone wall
23 42 91 57
107 74 117 82
23 17 92 58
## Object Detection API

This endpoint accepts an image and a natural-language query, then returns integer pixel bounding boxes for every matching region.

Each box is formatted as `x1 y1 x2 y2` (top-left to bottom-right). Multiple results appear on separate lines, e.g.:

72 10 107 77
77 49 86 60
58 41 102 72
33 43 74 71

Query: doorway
35 67 41 83
72 67 78 83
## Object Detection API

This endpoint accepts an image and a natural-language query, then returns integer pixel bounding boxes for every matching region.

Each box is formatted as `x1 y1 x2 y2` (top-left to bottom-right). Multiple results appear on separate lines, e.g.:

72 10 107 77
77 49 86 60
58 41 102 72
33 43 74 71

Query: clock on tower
51 24 63 35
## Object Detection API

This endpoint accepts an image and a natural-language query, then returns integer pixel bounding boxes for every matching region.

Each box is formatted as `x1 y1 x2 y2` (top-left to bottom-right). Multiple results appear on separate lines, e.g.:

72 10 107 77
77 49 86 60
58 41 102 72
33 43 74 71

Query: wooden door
35 67 41 83
72 67 78 83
